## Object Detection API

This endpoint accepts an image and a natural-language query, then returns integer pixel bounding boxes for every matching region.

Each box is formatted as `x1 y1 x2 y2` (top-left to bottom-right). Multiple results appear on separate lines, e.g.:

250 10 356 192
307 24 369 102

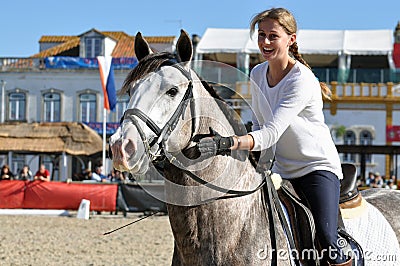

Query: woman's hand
197 127 233 157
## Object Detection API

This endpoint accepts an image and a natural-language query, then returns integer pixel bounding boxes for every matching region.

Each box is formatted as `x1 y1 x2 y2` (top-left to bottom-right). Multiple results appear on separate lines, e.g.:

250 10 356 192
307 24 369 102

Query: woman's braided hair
250 8 331 100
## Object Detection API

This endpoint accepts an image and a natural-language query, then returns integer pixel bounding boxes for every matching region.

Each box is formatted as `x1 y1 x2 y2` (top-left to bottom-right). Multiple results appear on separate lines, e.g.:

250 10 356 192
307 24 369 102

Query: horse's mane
121 52 222 102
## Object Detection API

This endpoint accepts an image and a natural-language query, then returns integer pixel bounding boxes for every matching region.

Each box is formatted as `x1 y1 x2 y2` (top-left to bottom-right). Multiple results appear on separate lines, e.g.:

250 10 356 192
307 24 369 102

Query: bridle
118 60 267 199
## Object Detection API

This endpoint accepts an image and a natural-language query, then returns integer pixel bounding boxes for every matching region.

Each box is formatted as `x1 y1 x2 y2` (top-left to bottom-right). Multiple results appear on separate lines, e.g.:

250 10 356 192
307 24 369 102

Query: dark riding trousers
290 170 348 264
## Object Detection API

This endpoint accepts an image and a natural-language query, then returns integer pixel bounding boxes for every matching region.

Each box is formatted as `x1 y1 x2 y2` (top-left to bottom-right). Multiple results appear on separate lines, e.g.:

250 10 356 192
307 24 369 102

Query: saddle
277 163 364 265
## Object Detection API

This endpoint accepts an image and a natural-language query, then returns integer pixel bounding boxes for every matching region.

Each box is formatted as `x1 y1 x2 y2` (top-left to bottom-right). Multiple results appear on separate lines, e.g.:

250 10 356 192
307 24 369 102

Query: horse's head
110 30 204 175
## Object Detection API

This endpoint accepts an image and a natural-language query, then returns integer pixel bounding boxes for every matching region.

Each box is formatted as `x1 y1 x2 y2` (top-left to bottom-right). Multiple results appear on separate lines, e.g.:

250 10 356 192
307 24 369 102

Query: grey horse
109 30 400 265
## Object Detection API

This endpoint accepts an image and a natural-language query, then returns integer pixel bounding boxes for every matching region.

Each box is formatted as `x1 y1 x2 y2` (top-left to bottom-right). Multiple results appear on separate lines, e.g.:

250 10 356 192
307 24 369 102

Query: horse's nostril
124 140 136 157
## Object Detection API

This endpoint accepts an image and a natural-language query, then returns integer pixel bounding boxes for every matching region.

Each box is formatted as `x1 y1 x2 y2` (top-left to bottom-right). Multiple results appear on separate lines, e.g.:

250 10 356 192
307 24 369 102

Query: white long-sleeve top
248 61 343 180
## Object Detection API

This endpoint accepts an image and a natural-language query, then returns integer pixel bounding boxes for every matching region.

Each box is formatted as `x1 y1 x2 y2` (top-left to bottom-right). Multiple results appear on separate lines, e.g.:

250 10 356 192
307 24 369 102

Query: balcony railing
235 81 400 100
0 57 137 70
0 57 41 70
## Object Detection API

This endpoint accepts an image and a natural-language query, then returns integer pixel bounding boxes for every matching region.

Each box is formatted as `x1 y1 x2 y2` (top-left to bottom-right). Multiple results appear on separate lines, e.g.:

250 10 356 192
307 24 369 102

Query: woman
198 7 350 266
1 164 15 180
18 165 33 181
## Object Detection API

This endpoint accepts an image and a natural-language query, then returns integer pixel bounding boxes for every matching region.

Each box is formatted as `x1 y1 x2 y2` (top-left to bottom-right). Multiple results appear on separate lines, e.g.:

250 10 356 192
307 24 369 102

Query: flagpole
102 108 107 176
97 55 116 177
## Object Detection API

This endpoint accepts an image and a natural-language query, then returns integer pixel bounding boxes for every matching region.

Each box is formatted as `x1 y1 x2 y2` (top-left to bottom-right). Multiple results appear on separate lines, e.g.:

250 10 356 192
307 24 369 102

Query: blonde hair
250 8 331 100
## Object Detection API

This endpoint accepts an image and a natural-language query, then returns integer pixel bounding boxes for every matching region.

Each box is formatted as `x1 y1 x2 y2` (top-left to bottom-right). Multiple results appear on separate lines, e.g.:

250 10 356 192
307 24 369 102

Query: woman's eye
166 87 178 97
269 34 278 40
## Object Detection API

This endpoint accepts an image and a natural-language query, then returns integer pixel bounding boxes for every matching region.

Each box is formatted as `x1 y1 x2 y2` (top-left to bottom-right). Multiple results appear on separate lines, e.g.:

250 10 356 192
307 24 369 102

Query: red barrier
0 180 118 211
0 180 26 208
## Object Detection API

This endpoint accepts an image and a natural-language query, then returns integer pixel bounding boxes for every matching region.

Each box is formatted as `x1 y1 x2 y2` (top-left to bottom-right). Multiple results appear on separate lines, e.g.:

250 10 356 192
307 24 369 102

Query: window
12 154 25 174
360 130 373 163
85 37 102 58
8 92 26 121
79 93 97 122
43 92 61 122
114 95 130 122
343 130 356 162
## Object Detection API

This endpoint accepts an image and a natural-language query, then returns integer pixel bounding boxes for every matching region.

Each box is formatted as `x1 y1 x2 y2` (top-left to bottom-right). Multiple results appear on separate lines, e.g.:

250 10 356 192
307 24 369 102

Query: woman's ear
289 33 296 46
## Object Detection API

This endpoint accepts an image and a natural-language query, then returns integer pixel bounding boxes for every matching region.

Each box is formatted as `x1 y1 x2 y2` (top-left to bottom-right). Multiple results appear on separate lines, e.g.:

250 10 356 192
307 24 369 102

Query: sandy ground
0 211 174 266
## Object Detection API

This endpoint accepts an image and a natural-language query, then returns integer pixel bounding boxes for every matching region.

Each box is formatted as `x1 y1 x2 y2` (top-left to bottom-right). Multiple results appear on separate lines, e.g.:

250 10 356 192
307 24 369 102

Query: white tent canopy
297 29 393 55
196 28 258 54
196 28 393 56
195 28 394 81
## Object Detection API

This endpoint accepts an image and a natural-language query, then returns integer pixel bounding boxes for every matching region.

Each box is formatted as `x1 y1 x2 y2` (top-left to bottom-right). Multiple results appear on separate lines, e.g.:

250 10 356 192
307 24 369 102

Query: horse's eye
166 87 178 97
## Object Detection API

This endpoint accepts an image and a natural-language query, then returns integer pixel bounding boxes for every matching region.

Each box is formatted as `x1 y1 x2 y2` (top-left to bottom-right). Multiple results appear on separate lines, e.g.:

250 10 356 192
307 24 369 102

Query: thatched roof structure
0 122 103 156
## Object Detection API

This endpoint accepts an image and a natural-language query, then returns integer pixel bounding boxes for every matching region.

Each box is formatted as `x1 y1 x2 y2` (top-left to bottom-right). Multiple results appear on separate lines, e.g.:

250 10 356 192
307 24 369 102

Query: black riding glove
197 127 233 157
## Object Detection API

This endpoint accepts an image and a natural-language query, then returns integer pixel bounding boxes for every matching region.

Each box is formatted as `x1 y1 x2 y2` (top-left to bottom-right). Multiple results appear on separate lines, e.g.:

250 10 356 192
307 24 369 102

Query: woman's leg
290 170 348 265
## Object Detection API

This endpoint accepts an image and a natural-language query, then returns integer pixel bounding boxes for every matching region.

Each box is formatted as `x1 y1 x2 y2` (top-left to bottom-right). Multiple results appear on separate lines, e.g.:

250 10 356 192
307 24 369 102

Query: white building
0 29 176 180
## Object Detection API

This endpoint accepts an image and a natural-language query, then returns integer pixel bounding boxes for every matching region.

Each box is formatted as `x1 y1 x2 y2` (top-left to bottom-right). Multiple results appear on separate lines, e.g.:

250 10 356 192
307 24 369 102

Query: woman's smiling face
257 18 296 62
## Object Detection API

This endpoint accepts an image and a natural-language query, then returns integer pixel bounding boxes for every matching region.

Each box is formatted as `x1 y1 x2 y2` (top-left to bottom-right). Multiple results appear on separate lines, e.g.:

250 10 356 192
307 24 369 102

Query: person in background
108 168 126 183
365 171 375 187
371 172 383 188
34 164 51 182
82 168 92 181
388 175 398 189
91 165 108 182
18 165 33 181
1 164 15 180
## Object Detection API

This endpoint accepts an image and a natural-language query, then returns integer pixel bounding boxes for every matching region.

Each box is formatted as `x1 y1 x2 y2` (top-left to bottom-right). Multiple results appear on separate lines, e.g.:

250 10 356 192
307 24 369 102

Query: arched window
79 93 97 122
8 92 26 121
43 92 61 122
360 130 373 162
343 130 356 162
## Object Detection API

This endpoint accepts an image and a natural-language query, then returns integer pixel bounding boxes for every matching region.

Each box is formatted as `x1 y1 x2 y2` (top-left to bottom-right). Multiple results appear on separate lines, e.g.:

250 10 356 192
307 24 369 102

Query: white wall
2 69 128 123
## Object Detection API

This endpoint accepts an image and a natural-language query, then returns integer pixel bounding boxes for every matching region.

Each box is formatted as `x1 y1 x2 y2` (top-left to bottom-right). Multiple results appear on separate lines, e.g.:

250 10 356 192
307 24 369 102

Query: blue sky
1 0 399 57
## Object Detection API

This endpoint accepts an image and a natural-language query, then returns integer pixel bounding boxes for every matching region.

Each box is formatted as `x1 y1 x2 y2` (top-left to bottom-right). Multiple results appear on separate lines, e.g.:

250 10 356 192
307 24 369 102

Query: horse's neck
165 162 274 264
164 81 267 228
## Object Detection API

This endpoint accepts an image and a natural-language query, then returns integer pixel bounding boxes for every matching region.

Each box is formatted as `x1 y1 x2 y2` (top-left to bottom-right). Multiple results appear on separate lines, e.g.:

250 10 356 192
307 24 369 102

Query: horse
109 30 400 265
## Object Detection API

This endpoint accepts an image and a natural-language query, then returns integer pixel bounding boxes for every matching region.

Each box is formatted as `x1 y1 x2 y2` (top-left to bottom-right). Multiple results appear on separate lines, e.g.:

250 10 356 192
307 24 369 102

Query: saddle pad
340 197 368 219
342 202 400 266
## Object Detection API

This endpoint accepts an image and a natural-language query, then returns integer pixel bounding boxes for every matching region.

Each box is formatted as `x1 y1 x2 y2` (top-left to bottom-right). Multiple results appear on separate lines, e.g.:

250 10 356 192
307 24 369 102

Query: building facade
0 29 176 180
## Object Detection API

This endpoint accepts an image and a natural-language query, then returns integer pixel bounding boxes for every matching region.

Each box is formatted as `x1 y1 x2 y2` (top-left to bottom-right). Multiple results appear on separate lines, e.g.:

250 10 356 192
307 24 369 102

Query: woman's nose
262 37 270 44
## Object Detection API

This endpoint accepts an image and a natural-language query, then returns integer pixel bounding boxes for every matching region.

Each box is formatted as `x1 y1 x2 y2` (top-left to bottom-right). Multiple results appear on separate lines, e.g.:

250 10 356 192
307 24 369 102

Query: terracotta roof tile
33 31 176 58
111 36 135 57
31 38 80 58
144 36 176 43
102 31 130 41
39 36 78 43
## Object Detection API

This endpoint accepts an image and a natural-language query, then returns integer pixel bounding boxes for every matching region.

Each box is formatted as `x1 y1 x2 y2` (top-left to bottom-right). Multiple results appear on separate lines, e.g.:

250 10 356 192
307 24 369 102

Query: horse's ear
134 32 153 61
176 29 193 64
